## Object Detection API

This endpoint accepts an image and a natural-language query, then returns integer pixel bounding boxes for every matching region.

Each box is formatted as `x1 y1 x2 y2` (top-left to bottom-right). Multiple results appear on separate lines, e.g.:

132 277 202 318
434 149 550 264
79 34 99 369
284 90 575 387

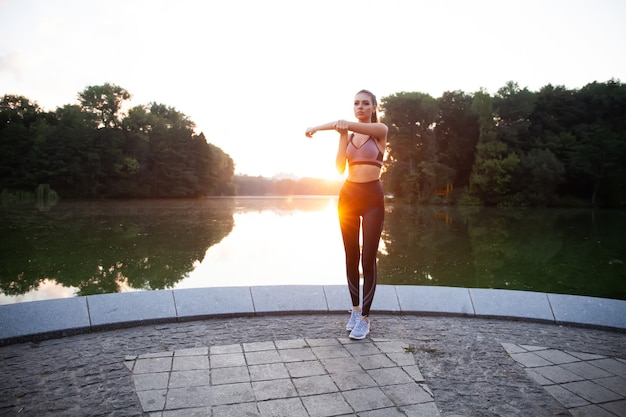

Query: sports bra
346 134 384 168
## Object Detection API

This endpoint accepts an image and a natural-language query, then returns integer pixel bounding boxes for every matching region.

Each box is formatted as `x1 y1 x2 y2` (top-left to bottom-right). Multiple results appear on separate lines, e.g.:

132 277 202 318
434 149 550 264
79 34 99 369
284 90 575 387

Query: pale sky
1 0 625 179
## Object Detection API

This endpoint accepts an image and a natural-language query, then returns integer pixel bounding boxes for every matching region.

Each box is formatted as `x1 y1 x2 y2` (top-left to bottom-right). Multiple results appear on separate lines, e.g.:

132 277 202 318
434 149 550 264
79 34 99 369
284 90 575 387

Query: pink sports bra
346 134 383 168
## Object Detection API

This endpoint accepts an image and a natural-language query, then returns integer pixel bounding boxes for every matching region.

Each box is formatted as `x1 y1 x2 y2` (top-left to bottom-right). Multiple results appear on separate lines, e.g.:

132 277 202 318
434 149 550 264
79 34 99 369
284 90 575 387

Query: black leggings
338 180 384 317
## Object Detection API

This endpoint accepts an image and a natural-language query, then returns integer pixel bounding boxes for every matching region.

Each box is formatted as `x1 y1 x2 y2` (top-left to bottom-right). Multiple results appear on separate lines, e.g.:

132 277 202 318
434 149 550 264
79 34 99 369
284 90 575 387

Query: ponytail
357 89 378 123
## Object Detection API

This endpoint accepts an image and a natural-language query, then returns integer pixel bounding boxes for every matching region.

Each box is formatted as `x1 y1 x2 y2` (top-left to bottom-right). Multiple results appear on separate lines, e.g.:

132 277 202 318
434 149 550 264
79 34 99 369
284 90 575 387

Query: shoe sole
349 331 369 340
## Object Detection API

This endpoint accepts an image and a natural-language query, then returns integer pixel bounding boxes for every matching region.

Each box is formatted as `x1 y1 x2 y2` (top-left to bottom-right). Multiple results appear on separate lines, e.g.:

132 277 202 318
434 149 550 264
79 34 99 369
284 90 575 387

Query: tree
493 81 536 151
469 89 520 205
513 148 564 206
381 92 439 202
78 83 130 129
571 80 626 205
0 95 46 190
435 90 480 190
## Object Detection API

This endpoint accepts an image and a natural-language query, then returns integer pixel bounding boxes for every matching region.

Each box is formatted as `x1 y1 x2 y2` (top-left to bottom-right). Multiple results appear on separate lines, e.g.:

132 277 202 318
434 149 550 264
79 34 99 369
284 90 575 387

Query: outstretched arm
305 121 338 138
306 120 387 140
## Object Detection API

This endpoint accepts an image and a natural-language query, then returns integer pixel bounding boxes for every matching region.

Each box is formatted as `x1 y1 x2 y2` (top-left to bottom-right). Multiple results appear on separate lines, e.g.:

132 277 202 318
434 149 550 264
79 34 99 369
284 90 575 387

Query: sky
1 0 625 179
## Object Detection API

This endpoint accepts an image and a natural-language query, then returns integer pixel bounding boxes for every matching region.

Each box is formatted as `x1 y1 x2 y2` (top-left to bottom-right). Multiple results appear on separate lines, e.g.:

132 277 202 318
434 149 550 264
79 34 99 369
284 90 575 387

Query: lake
0 197 624 304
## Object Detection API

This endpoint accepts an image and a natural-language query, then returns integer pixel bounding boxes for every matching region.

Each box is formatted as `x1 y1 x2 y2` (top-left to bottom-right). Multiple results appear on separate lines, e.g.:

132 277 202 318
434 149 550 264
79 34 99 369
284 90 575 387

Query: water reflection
0 198 624 304
0 199 236 302
378 205 626 300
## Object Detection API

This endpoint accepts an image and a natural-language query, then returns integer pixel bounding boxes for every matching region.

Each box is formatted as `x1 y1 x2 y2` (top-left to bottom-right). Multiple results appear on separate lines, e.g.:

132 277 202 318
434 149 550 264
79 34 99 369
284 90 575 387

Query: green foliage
0 85 235 199
380 80 626 207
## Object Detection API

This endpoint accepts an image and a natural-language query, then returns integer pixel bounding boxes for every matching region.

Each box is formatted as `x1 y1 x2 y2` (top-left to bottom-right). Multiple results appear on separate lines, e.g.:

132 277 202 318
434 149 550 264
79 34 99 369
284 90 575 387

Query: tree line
0 83 235 199
380 80 625 207
1 80 624 206
234 175 342 196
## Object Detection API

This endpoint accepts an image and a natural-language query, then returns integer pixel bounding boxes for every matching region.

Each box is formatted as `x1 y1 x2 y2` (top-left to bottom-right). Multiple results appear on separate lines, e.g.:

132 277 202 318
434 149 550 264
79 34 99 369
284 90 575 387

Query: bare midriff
347 164 381 183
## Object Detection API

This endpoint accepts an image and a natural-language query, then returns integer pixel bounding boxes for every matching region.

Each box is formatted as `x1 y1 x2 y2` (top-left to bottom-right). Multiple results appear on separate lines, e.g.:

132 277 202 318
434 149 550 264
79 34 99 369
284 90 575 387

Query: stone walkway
2 285 626 416
2 313 625 416
126 337 439 416
503 343 626 417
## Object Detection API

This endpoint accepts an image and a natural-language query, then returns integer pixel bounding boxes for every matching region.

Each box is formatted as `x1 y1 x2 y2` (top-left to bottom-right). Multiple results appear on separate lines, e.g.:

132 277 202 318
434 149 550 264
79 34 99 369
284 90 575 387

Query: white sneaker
346 309 361 331
349 317 370 340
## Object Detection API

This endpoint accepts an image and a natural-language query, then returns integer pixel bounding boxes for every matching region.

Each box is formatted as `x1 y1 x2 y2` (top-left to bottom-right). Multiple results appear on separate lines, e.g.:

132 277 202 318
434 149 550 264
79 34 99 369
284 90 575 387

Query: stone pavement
126 337 439 417
503 343 626 416
1 312 626 416
1 285 626 416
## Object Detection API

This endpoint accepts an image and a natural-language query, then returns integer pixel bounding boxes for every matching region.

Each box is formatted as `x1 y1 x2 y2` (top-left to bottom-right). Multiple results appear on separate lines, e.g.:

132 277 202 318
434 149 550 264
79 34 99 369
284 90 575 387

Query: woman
305 89 387 339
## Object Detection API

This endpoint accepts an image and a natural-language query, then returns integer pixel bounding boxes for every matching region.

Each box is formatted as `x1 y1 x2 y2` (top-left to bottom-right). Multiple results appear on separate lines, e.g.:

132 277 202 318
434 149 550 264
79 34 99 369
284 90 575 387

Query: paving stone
501 342 528 354
172 355 209 371
248 362 289 381
210 344 242 354
306 338 342 347
532 365 586 384
278 347 316 362
566 351 607 361
321 357 364 374
285 360 327 378
245 349 282 365
165 385 212 410
589 358 626 376
402 365 425 382
134 357 173 374
312 344 351 359
358 406 407 416
301 392 354 417
367 366 414 385
256 397 308 416
168 369 211 388
133 372 169 391
595 376 626 397
252 378 297 401
162 405 212 416
525 369 555 386
381 382 434 406
342 387 394 412
387 351 418 367
136 389 167 412
211 382 255 405
357 353 396 370
177 404 221 417
509 352 553 368
397 401 442 417
543 385 589 408
569 404 619 417
292 374 338 396
243 341 275 352
211 366 250 385
174 347 209 357
561 361 614 379
211 402 259 417
330 370 379 390
599 400 626 416
210 352 246 368
533 349 580 365
343 342 382 356
561 380 623 403
274 338 308 349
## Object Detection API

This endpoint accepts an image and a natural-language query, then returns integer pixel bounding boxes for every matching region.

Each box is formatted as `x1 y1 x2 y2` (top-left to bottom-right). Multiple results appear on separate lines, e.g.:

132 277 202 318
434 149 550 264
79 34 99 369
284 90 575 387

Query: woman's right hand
334 119 349 133
305 127 316 138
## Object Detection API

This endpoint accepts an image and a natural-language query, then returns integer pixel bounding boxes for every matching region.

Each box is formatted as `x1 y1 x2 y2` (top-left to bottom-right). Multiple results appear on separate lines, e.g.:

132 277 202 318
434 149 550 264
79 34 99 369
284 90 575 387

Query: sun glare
181 198 346 288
